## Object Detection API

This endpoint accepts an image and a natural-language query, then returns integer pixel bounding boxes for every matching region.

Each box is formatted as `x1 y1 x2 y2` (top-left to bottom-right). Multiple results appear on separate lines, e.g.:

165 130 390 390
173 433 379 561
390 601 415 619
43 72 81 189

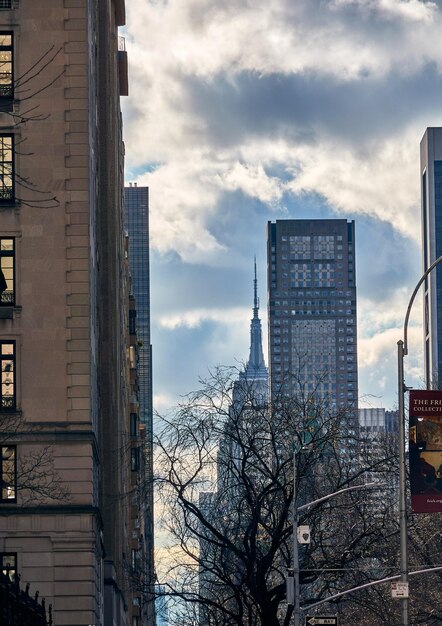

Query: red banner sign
409 391 442 513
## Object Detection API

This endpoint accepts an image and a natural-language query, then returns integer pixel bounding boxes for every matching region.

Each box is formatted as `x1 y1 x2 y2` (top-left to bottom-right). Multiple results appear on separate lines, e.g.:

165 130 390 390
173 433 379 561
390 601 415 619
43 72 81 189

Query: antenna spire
245 257 267 379
253 255 259 318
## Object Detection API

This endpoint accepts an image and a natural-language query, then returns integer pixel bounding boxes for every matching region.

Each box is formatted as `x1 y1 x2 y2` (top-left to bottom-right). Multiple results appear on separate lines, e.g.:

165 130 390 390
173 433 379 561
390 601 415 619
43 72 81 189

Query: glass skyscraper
420 127 442 389
124 184 155 623
267 219 358 409
124 184 152 426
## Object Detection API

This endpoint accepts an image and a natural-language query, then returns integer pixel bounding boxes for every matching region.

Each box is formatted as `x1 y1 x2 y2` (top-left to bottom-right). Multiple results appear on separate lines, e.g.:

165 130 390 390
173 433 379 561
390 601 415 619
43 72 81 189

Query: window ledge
0 200 19 210
0 306 21 319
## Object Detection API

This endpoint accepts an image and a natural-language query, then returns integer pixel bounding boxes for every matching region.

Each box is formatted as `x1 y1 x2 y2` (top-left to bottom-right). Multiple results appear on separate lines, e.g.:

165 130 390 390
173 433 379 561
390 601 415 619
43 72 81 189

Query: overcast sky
121 0 442 413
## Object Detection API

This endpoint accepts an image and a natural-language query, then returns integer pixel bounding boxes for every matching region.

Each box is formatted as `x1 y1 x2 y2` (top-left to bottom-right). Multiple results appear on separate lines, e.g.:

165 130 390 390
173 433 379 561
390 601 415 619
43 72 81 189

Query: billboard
409 390 442 513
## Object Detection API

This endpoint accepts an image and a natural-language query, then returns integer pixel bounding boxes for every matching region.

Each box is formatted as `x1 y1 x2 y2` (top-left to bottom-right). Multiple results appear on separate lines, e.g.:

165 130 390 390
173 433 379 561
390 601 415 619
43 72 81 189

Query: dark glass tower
420 128 442 389
124 184 152 426
267 219 358 410
124 184 155 620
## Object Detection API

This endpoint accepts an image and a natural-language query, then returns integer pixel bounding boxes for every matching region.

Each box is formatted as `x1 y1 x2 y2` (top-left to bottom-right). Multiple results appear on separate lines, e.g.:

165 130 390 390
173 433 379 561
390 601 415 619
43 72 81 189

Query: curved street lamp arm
297 482 387 513
403 255 442 354
301 565 442 612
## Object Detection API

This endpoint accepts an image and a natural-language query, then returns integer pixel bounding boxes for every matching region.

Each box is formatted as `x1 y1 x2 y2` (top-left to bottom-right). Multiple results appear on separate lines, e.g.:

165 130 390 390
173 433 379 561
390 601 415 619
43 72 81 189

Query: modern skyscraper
420 127 442 389
267 219 358 409
124 184 153 429
124 183 155 621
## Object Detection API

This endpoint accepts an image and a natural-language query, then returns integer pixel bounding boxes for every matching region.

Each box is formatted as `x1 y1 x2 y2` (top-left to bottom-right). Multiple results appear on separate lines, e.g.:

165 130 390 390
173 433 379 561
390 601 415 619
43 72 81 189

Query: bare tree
154 367 407 626
0 411 69 505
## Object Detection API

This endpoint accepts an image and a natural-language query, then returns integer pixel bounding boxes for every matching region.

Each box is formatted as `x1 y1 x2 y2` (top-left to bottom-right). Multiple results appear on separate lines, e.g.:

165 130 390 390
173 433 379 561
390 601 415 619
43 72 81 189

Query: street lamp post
397 254 442 626
292 446 301 626
290 442 385 626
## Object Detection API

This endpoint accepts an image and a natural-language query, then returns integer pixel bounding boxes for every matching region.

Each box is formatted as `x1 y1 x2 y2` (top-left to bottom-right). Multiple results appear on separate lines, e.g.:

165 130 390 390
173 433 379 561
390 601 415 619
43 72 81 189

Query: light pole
397 254 442 626
290 442 385 626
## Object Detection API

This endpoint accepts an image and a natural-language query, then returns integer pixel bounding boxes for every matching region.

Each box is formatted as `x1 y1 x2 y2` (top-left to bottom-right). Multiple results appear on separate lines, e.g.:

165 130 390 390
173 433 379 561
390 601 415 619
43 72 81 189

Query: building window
1 445 16 501
131 548 137 572
129 309 136 335
0 33 12 103
0 2 13 10
129 345 136 369
0 237 14 305
1 340 15 410
0 135 13 201
1 552 16 579
131 447 139 472
130 413 138 438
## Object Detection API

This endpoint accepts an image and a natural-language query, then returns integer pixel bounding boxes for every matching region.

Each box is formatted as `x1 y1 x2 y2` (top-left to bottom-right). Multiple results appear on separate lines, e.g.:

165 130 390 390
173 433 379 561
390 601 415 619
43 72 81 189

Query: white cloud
332 0 437 23
125 0 442 90
135 159 225 263
157 306 249 330
287 129 422 241
217 162 285 206
121 0 442 261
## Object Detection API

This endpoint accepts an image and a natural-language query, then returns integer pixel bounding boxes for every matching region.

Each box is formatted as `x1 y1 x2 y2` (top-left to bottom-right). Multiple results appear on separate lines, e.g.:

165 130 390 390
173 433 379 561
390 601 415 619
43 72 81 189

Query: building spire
245 258 268 381
253 256 259 320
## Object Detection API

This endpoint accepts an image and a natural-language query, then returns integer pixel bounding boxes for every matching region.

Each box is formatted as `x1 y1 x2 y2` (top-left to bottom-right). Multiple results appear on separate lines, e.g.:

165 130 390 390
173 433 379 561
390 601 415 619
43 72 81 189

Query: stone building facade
0 1 150 625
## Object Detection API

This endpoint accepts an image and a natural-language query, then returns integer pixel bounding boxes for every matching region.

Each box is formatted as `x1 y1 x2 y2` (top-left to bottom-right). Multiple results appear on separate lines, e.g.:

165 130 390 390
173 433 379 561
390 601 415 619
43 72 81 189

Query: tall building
199 267 269 625
219 262 269 496
124 185 152 429
267 219 358 409
124 183 155 621
0 2 149 625
420 127 442 389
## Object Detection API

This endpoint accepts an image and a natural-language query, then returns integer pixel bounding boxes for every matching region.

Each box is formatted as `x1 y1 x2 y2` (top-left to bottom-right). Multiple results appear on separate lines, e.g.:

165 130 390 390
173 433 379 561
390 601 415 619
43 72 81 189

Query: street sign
391 581 409 598
305 616 338 625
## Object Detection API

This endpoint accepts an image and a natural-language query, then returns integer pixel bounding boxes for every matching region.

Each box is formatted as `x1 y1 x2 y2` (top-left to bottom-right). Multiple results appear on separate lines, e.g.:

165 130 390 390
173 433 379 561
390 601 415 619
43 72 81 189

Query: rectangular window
131 548 137 572
0 135 13 201
0 237 14 305
1 445 16 501
0 2 12 10
131 447 139 472
129 345 136 369
1 340 15 410
130 413 138 438
129 309 136 335
1 552 16 579
0 33 12 101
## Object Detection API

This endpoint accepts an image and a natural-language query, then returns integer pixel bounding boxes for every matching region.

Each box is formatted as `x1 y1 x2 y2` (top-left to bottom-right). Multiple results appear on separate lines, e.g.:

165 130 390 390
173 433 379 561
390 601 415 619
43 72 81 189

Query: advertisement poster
409 390 442 513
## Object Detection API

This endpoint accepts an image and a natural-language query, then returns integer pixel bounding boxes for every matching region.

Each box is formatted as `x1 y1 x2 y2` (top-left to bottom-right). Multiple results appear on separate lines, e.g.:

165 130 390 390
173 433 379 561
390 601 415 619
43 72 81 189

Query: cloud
122 0 442 262
331 0 437 23
157 306 249 330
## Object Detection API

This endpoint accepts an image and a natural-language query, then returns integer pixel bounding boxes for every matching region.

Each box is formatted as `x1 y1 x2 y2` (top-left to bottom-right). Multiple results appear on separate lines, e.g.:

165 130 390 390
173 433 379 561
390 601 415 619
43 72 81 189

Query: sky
121 0 442 414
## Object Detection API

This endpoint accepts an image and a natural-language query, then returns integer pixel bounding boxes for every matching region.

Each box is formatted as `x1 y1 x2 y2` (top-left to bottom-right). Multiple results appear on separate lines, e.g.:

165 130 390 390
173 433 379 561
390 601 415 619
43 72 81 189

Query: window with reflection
0 33 12 103
0 135 13 201
131 447 139 472
1 446 16 502
0 238 14 305
1 341 15 410
1 553 16 579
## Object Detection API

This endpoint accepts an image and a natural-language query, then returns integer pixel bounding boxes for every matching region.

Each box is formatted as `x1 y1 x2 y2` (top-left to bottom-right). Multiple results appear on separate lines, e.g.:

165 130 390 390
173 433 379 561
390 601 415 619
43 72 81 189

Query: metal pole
396 254 442 626
293 446 300 626
303 565 442 612
397 339 409 626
